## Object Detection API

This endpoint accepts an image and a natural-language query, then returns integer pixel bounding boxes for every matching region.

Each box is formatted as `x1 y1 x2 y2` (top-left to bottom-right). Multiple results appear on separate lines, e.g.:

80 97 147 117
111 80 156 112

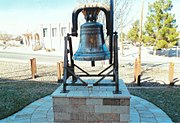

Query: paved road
0 51 63 65
0 50 180 69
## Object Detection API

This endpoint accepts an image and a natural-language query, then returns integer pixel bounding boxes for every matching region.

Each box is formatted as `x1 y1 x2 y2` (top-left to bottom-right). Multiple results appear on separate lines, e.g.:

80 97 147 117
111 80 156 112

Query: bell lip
73 54 110 61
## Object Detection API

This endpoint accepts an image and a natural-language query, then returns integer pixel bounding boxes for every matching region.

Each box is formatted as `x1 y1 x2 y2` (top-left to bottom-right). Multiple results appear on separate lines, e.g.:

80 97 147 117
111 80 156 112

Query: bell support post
109 0 114 64
62 35 69 93
113 32 121 94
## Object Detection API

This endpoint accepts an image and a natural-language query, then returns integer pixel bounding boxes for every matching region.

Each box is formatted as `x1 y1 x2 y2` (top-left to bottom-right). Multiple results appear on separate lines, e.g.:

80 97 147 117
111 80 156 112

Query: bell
73 21 110 61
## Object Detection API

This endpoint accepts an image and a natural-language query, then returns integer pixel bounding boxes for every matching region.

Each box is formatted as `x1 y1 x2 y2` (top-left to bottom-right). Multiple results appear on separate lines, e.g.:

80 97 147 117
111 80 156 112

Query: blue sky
0 0 179 34
0 0 77 34
0 0 75 13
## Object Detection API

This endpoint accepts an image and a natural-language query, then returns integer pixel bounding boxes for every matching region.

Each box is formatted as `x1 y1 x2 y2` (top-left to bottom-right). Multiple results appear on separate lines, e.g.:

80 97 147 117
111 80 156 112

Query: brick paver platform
0 95 172 123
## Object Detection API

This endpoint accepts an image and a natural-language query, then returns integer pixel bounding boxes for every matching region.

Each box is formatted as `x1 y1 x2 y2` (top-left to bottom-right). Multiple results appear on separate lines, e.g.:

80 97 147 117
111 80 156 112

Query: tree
114 0 136 31
119 32 126 42
15 35 23 42
76 0 136 32
144 0 179 51
0 33 12 42
127 20 139 46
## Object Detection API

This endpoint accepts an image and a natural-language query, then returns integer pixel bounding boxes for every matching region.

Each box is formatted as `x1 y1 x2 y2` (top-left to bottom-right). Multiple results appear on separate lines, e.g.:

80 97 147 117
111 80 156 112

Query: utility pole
138 0 144 60
120 16 124 56
135 0 144 86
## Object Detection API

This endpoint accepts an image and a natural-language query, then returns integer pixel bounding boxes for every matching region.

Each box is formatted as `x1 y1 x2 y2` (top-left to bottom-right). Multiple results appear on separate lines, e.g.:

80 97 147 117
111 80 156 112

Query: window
61 27 67 36
52 28 57 37
43 28 47 37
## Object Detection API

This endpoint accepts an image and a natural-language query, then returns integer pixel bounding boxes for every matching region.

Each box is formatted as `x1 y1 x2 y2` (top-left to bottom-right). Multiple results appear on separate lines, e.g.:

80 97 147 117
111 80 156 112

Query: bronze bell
73 9 110 61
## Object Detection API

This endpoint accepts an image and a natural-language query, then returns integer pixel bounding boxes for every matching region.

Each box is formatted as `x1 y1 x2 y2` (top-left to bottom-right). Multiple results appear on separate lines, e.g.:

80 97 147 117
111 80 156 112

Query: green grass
128 87 180 122
0 82 179 122
0 82 59 119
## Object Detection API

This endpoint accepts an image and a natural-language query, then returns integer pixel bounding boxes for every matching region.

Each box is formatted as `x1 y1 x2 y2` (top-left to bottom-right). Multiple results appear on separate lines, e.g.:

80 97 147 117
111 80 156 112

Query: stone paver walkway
0 95 173 123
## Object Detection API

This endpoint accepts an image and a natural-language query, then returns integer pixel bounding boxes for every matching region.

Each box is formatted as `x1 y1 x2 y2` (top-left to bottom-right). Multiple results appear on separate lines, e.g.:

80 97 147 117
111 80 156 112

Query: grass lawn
0 81 59 119
128 87 180 122
0 81 179 122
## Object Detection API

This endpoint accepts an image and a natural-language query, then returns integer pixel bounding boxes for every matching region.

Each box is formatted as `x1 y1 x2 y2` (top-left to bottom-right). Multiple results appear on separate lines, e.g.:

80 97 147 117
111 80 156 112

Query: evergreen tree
127 20 139 45
144 0 179 50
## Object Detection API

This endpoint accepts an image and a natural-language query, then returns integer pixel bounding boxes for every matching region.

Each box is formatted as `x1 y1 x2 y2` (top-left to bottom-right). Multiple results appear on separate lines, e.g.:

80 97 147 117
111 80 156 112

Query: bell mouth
73 52 110 61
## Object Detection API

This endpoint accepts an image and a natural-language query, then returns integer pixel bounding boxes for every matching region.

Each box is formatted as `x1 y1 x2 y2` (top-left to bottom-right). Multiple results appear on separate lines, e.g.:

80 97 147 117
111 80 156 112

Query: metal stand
61 0 121 94
62 32 121 94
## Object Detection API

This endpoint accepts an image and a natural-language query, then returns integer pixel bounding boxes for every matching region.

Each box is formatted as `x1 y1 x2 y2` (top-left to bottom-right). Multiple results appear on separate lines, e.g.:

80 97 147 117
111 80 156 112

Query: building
22 22 72 51
41 23 71 51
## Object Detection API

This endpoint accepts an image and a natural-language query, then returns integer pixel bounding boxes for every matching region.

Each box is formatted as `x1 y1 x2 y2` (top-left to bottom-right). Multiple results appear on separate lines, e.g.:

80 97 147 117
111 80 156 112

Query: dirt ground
0 60 179 87
120 63 180 87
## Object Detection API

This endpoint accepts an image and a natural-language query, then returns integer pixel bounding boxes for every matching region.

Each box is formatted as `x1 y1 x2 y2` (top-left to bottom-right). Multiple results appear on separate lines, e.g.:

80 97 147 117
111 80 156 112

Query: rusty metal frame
62 32 121 94
61 0 121 94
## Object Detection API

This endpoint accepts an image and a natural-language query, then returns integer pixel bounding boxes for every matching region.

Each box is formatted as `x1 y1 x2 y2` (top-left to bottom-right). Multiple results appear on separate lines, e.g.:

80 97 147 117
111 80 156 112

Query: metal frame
61 0 121 94
62 32 120 94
